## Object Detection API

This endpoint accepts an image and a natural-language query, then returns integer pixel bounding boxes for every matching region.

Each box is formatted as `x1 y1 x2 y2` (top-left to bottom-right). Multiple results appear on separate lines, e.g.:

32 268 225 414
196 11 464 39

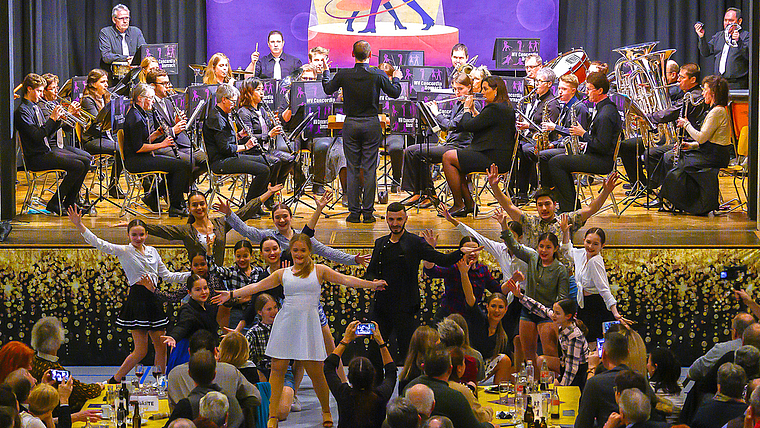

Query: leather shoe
643 198 662 209
346 214 362 223
363 213 376 223
402 195 422 206
142 195 159 213
450 207 474 218
46 203 62 216
76 203 93 216
312 185 325 196
169 206 189 218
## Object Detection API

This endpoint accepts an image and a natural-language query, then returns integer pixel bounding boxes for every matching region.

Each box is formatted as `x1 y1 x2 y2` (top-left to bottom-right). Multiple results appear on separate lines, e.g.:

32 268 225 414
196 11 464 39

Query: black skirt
577 294 615 342
116 284 169 330
456 148 512 175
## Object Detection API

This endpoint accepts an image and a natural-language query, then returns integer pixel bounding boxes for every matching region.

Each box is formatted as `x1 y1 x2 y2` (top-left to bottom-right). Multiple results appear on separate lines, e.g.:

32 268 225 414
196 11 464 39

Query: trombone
454 55 479 75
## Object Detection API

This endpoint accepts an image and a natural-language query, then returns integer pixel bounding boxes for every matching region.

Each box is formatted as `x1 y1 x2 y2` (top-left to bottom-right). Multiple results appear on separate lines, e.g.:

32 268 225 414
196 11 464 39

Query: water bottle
526 361 535 393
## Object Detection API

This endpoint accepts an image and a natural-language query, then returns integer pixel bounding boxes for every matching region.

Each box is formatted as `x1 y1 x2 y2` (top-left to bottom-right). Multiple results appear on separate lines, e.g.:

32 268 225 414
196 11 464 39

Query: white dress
265 267 327 361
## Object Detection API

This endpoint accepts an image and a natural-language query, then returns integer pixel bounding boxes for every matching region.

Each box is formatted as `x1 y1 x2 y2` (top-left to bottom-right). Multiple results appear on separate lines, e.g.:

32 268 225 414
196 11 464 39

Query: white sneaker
290 396 302 412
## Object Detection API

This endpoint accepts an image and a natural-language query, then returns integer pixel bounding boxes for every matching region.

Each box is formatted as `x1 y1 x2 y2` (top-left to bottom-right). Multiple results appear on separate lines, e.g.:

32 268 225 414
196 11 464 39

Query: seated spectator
447 347 493 423
603 388 669 428
218 332 257 385
0 405 19 428
735 345 760 380
22 381 71 428
690 363 748 428
167 330 260 415
422 416 454 428
167 419 197 428
599 324 647 378
688 313 754 381
723 378 760 428
325 321 397 428
399 327 439 394
29 317 102 412
0 343 34 384
4 370 33 412
166 350 243 428
403 345 494 428
575 331 630 428
384 397 422 428
404 384 434 423
436 319 479 384
445 314 486 381
193 391 228 428
647 348 685 423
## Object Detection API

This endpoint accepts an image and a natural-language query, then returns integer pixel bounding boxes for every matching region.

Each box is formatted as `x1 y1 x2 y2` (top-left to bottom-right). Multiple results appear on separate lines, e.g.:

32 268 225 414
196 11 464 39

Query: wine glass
152 366 163 393
134 364 144 388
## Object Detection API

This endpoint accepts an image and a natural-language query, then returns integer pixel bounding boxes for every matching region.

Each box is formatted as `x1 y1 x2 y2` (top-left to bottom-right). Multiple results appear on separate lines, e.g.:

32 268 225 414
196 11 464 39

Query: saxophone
534 99 551 155
566 104 580 155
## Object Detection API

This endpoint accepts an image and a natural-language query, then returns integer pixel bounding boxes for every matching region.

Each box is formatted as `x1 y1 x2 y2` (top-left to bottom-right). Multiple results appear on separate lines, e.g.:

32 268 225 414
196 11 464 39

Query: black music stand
618 95 656 214
90 99 126 211
283 112 323 213
405 100 442 210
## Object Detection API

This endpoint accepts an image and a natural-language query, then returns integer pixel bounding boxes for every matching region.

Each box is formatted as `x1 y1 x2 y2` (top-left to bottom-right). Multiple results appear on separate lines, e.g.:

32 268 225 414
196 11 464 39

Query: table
73 389 170 428
476 385 581 428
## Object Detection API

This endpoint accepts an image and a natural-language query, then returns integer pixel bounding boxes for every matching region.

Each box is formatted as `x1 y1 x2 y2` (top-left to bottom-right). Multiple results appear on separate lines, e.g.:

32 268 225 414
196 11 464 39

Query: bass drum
548 49 590 83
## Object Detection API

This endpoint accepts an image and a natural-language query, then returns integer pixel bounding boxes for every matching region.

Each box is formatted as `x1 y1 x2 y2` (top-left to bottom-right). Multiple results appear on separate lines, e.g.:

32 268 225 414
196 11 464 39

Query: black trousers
618 137 646 185
537 147 566 189
385 135 405 184
28 147 92 210
155 147 207 182
310 137 334 185
548 153 614 213
343 116 383 216
211 154 271 202
372 303 419 364
126 154 191 209
401 143 453 194
517 141 538 194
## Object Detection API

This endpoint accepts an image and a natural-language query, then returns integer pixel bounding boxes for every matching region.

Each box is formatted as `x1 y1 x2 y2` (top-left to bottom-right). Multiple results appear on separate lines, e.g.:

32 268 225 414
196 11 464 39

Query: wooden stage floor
3 168 756 248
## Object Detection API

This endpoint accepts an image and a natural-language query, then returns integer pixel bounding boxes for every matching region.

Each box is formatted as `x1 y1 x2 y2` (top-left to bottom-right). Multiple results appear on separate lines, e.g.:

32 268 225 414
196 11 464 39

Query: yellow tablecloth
73 390 170 428
476 385 581 427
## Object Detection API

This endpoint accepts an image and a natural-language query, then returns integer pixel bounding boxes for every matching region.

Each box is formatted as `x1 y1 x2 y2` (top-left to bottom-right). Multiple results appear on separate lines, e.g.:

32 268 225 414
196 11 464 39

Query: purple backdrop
207 0 558 71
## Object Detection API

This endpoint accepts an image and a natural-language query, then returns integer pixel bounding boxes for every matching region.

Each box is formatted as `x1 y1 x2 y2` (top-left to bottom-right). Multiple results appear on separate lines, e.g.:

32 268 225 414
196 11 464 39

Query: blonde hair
289 234 314 278
204 53 230 84
308 46 329 61
623 328 648 378
138 57 159 83
218 332 249 368
27 384 58 416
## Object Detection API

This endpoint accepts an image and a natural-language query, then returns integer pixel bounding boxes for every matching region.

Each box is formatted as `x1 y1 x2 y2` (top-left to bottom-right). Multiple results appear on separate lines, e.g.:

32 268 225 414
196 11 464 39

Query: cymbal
230 69 256 76
188 64 206 71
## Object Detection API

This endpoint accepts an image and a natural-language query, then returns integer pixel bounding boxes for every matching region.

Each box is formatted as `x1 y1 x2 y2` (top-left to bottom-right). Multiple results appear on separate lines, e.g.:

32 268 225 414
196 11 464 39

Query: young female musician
203 53 233 85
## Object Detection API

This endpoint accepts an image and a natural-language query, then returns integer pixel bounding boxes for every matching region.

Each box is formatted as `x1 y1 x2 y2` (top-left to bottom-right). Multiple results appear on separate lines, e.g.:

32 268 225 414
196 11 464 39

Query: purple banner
207 0 559 70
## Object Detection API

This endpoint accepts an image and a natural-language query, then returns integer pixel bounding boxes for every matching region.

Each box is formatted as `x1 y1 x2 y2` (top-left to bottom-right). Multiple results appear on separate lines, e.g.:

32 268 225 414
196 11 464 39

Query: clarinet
155 110 180 158
261 102 293 153
229 107 267 155
673 95 689 168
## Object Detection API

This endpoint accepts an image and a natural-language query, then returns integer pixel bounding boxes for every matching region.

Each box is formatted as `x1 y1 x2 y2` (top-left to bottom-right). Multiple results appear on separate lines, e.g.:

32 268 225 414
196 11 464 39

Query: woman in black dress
441 76 516 216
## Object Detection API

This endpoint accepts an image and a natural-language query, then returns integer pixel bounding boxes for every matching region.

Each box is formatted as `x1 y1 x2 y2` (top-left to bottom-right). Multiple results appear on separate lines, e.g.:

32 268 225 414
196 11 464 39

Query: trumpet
429 93 485 105
39 98 92 129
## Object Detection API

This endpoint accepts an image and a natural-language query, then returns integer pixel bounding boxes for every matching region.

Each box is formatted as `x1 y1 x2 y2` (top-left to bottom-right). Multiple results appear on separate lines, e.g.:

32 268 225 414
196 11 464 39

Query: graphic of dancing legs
346 0 433 33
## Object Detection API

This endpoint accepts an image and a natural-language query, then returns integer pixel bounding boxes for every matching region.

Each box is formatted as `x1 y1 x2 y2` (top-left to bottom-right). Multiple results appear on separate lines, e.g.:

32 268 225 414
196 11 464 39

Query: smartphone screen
51 369 70 382
597 338 605 358
356 323 375 335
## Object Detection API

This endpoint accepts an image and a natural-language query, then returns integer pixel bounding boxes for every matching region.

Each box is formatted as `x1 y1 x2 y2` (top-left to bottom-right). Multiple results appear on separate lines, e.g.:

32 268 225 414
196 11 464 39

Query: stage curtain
558 0 750 73
13 0 206 89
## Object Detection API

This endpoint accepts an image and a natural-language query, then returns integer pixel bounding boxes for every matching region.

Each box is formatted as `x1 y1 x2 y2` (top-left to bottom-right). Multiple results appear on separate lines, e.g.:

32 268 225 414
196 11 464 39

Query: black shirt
169 297 220 343
650 85 710 143
122 104 154 160
435 102 472 148
154 97 191 149
14 98 61 159
465 303 498 359
456 101 516 154
322 63 402 117
203 104 238 165
581 97 622 157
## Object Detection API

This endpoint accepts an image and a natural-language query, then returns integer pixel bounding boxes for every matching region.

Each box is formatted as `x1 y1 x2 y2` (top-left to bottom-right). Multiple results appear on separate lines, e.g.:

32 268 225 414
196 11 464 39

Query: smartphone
50 369 70 382
355 323 375 336
602 320 620 334
597 338 605 358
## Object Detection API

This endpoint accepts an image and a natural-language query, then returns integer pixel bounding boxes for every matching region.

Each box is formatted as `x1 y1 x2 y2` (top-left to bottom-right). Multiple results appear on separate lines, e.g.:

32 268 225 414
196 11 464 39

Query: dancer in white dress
213 233 386 428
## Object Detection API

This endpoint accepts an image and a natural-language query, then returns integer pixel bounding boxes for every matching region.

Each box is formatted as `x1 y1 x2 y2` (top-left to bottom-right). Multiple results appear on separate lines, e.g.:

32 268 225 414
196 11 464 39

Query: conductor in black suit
695 7 750 89
247 30 303 80
322 40 403 223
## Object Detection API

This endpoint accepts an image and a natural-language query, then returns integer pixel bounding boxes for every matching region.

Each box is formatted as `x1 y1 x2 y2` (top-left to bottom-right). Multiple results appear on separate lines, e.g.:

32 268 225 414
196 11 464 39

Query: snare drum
112 62 132 79
549 49 590 82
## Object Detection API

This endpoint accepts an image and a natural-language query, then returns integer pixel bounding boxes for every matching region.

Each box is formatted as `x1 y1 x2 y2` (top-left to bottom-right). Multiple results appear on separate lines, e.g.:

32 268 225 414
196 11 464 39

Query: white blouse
562 242 616 310
82 227 190 286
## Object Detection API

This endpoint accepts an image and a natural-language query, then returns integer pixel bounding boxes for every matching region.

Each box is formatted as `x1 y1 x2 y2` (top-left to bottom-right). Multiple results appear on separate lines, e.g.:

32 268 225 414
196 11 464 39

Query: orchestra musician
322 40 403 223
202 83 271 203
377 62 405 193
401 72 474 207
98 4 146 82
659 75 732 214
696 7 749 89
666 60 684 103
523 54 543 94
548 72 621 213
448 43 469 76
122 83 191 217
14 73 92 215
441 76 516 216
146 69 207 182
39 74 80 150
80 68 123 199
579 61 608 93
237 78 295 189
538 74 590 189
515 67 560 203
112 56 159 96
203 53 233 85
248 30 303 80
468 66 491 94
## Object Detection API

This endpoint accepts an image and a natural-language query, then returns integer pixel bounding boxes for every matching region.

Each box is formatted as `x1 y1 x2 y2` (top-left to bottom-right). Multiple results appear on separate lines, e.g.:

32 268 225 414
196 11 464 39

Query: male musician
146 69 206 182
364 203 466 362
524 54 542 80
248 31 303 80
579 61 608 93
14 73 92 215
39 74 79 150
539 74 590 189
122 84 191 217
548 72 622 213
98 4 146 82
322 40 403 223
203 84 271 203
448 43 468 76
696 7 749 89
666 60 684 103
515 67 560 203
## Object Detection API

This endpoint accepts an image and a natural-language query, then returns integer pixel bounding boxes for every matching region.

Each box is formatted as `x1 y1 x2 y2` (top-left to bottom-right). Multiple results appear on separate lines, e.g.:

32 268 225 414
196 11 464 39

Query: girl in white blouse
559 214 630 346
68 206 190 384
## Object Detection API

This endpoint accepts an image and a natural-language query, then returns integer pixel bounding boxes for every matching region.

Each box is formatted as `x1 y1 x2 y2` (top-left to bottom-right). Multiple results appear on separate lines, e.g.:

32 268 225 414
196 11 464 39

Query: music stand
283 112 322 212
618 94 656 214
89 99 125 211
404 100 443 210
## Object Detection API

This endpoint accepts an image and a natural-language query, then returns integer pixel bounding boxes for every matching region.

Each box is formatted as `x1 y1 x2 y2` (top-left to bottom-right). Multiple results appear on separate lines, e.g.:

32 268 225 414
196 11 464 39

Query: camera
721 265 748 290
355 323 375 336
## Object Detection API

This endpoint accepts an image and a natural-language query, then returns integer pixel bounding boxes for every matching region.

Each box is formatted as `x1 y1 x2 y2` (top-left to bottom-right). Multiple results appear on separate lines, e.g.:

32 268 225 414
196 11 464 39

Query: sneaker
290 396 302 412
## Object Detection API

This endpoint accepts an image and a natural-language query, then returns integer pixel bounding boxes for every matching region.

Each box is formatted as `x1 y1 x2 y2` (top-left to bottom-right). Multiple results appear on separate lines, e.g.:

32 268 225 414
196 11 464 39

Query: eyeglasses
536 79 553 84
114 16 130 21
525 64 540 69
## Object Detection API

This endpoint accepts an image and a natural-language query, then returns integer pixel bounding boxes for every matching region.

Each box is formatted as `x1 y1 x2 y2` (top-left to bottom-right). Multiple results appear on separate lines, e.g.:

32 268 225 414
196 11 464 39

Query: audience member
689 313 754 381
195 391 228 428
29 317 102 412
734 345 760 379
21 382 70 428
166 351 243 428
723 378 760 428
0 406 18 428
399 327 439 394
689 363 748 428
436 319 479 384
575 332 630 428
217 332 257 385
166 419 197 428
602 388 668 428
4 370 32 412
385 397 422 428
0 343 34 384
647 348 685 423
447 347 493 423
404 384 435 423
444 314 486 381
403 345 493 428
422 416 454 428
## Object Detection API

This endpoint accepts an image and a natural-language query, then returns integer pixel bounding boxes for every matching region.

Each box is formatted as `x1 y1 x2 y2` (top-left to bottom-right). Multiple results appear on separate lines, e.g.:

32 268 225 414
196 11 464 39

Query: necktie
719 41 730 74
33 104 51 149
273 58 282 80
121 33 129 56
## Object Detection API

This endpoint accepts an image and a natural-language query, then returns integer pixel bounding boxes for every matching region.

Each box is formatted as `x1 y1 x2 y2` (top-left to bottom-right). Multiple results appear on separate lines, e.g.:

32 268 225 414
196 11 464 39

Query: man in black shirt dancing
322 40 403 223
